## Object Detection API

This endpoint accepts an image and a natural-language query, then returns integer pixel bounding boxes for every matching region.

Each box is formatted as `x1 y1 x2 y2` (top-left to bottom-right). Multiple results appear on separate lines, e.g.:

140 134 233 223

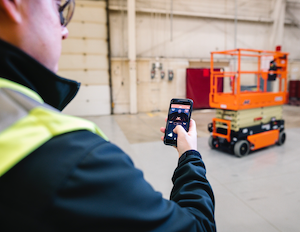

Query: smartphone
164 98 193 146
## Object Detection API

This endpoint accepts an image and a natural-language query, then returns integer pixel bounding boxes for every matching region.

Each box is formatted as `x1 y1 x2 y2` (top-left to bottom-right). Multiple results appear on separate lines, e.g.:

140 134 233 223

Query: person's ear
0 0 22 24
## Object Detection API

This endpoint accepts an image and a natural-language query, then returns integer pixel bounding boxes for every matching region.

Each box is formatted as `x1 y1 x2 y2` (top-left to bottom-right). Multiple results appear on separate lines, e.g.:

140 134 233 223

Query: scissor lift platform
208 49 288 157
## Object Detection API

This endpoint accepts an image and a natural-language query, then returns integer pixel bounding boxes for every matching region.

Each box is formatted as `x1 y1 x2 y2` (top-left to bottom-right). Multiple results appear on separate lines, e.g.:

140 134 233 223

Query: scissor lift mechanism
208 49 288 157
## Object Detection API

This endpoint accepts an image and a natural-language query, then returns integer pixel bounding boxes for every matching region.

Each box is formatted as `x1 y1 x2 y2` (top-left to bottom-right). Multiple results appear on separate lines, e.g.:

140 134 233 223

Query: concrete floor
83 105 300 232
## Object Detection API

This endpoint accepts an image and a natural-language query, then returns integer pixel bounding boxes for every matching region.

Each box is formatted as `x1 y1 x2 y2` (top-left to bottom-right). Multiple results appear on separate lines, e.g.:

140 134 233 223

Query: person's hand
160 119 198 158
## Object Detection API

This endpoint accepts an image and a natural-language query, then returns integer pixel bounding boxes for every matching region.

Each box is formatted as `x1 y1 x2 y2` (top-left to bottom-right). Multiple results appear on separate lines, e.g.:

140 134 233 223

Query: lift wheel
234 140 250 157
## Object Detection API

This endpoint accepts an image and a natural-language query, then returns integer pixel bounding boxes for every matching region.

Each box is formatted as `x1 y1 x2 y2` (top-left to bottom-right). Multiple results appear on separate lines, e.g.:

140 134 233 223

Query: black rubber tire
208 135 217 149
277 131 286 146
234 140 250 157
208 123 213 133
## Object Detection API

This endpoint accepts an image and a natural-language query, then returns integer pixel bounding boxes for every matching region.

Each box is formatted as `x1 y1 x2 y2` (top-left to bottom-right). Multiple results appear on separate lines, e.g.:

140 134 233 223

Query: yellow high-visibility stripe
0 79 108 177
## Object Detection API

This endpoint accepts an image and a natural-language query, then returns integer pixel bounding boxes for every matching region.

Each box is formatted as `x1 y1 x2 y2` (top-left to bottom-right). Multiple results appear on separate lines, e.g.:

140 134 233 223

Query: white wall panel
176 69 187 98
109 0 300 60
111 60 130 114
67 22 107 39
63 85 110 116
62 39 108 55
73 2 107 23
110 0 273 21
59 0 110 116
58 70 109 85
284 2 300 60
59 54 108 70
112 58 191 113
289 62 300 80
284 26 300 61
110 12 271 60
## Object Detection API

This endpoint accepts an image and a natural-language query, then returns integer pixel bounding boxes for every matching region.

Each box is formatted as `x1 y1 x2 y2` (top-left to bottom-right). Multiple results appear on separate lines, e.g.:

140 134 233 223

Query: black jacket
0 39 216 232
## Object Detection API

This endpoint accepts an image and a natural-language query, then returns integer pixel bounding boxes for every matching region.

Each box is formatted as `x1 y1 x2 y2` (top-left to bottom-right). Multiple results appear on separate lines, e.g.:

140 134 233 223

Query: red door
186 68 223 109
289 80 298 98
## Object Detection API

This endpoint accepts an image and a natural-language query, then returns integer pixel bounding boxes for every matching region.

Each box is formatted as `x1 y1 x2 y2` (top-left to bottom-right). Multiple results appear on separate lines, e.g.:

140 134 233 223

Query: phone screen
164 99 193 146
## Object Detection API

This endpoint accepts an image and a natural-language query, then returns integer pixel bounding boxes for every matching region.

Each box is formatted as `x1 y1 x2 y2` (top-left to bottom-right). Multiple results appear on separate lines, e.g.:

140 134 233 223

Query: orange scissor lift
208 49 288 157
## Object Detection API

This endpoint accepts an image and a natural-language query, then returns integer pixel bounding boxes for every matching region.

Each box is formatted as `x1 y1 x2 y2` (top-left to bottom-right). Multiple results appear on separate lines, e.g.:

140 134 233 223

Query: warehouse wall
111 58 191 113
56 0 300 115
109 0 300 113
284 2 300 82
284 2 300 61
109 0 274 58
59 0 111 116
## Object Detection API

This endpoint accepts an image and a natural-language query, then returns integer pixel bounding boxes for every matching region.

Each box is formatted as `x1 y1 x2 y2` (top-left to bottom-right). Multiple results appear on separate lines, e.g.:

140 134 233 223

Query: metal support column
170 0 173 41
128 0 137 114
270 0 287 50
234 0 238 50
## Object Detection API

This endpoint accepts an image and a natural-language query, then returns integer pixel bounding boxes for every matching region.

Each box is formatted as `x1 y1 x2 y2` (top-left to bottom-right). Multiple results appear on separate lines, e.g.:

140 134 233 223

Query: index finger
188 119 197 134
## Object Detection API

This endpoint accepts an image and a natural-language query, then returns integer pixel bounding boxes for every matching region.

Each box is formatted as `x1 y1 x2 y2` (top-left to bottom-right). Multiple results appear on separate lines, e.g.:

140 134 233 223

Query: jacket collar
0 39 80 111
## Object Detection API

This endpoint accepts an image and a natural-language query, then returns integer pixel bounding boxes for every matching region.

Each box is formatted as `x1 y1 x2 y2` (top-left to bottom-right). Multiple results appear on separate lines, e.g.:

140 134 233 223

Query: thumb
173 125 186 135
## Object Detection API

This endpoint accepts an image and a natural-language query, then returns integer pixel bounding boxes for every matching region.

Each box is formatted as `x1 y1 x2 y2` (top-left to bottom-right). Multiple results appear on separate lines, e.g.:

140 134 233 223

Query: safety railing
212 118 231 142
210 49 289 111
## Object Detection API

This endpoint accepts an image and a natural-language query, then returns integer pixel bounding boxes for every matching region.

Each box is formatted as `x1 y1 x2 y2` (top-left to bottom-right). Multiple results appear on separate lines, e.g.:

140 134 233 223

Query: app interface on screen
166 104 191 141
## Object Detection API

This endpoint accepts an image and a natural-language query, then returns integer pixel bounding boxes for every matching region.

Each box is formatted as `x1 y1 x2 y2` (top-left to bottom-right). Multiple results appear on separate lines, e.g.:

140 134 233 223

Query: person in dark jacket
0 0 216 231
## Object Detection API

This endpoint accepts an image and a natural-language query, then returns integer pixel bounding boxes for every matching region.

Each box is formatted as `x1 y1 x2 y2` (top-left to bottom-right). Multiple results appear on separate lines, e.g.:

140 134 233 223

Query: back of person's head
0 0 74 73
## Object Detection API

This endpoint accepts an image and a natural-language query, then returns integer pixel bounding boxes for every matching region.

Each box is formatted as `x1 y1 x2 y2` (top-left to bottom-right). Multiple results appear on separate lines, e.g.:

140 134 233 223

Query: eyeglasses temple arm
59 0 71 12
